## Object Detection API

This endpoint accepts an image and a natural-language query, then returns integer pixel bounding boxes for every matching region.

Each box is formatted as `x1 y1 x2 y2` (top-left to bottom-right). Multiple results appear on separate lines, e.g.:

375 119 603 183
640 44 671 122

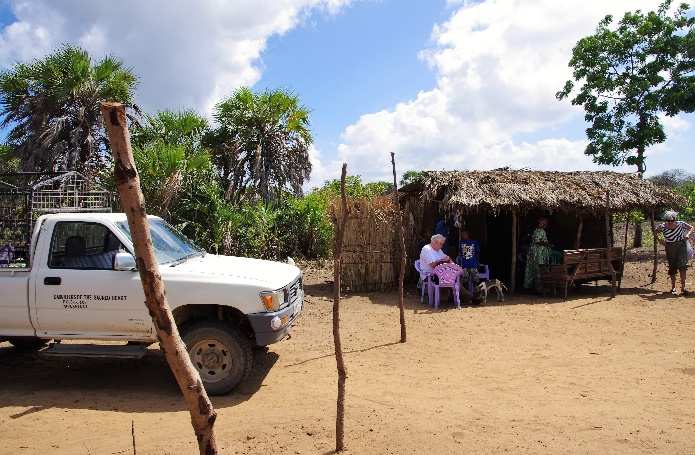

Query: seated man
457 230 480 284
420 234 452 274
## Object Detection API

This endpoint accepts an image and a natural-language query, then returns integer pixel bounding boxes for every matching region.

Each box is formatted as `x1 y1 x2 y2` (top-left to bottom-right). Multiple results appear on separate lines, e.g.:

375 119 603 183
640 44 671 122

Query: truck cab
0 212 304 394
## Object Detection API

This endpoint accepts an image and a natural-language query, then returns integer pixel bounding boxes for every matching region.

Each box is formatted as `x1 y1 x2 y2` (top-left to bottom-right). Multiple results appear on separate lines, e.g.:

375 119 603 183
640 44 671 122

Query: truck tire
8 337 48 352
182 321 253 395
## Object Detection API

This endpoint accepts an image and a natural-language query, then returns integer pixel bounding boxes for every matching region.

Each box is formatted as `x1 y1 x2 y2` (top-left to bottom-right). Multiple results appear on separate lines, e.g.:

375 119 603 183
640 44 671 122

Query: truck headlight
260 290 284 312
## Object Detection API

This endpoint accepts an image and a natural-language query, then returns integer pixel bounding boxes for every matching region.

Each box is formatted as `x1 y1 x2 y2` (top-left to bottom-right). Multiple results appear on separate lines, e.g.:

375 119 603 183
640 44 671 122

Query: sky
0 0 692 188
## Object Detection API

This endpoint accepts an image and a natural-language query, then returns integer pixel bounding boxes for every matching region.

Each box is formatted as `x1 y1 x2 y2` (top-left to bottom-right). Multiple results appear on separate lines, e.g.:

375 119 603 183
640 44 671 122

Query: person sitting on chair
420 234 452 274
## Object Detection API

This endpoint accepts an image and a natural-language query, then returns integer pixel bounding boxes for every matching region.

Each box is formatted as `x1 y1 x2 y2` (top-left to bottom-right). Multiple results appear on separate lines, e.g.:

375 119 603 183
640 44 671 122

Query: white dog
475 279 508 304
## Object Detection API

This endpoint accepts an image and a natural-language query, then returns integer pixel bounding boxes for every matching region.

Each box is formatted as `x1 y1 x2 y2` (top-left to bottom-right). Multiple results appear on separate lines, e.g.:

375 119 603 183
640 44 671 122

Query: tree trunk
332 163 349 452
100 102 218 455
633 218 644 248
390 153 407 343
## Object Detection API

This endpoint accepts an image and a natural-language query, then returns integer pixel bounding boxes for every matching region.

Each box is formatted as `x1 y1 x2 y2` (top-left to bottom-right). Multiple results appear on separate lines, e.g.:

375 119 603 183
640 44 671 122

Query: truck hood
166 254 300 290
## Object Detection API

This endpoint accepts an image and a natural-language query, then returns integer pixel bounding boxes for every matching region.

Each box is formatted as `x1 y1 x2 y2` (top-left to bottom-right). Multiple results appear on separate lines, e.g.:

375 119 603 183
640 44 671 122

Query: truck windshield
115 219 204 265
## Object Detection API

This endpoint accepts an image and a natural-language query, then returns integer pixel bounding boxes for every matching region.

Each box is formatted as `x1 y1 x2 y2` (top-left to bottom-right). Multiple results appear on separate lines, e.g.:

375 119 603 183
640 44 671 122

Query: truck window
115 219 203 264
49 222 125 270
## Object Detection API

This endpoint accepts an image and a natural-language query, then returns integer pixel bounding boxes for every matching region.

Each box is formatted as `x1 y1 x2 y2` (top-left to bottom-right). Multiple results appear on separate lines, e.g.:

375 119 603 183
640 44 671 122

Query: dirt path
1 260 694 454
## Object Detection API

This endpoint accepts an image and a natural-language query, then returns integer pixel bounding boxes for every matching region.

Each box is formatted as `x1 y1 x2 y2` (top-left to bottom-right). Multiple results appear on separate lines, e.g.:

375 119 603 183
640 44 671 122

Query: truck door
33 220 152 338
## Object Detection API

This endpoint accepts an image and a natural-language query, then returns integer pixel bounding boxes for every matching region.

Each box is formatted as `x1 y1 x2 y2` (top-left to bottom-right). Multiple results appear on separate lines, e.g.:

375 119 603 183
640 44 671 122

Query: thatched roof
401 170 685 212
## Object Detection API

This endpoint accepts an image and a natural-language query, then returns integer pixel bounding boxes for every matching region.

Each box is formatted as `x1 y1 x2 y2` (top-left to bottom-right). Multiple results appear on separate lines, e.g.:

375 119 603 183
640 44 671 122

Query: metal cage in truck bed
0 171 112 268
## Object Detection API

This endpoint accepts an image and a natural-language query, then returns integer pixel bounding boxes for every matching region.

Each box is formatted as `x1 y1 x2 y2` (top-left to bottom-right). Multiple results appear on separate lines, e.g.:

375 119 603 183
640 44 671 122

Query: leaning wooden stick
390 152 407 343
332 163 349 452
100 102 218 455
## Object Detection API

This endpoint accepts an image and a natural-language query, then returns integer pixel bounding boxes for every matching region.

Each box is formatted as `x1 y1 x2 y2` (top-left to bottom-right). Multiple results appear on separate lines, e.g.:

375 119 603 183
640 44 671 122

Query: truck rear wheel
182 321 253 395
8 337 48 352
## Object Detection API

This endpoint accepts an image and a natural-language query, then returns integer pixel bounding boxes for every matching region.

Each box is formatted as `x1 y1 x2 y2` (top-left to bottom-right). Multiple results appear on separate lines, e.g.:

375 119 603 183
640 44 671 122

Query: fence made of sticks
331 196 401 292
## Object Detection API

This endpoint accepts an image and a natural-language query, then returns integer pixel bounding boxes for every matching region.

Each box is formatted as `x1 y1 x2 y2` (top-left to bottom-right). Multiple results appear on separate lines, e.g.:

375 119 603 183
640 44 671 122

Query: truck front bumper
248 290 304 346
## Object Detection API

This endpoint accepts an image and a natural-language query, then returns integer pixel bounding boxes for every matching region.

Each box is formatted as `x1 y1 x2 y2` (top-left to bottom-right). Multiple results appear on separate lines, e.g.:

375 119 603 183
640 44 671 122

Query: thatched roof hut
403 170 685 213
399 169 685 293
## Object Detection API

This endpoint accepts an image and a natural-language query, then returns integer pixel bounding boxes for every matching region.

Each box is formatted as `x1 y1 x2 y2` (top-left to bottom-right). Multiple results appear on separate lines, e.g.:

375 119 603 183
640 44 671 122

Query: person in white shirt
420 234 453 274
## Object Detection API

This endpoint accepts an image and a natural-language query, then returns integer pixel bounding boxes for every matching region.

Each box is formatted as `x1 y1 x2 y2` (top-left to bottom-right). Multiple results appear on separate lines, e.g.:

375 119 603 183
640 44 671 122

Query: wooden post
604 191 616 298
390 152 406 343
510 210 517 294
621 215 630 260
650 210 658 284
100 103 218 455
575 216 583 249
332 163 349 452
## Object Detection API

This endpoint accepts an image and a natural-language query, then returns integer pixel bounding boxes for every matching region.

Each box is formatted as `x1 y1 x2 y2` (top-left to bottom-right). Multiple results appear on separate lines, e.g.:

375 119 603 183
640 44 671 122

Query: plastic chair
429 264 463 309
414 260 430 304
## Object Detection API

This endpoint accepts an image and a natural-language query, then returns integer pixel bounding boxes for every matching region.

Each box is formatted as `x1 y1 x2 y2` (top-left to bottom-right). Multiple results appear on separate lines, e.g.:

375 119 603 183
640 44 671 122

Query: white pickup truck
0 212 304 394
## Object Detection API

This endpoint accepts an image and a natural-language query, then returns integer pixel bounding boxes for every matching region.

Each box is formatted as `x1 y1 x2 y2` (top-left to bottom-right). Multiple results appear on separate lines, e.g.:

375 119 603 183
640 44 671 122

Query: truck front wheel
182 322 253 395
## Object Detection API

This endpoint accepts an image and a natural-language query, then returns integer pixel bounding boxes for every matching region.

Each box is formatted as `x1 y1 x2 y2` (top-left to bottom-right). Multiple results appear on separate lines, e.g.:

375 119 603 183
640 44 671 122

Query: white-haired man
420 233 453 274
658 210 693 296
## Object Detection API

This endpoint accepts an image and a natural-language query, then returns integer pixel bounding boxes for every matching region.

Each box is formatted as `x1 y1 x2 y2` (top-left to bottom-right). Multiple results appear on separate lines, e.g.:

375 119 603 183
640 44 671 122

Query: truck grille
287 276 302 305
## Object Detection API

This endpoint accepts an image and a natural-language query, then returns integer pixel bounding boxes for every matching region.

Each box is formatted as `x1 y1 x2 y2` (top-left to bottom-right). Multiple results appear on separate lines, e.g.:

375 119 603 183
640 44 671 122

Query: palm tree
134 141 211 217
131 110 212 218
0 45 138 173
210 87 312 204
132 110 208 151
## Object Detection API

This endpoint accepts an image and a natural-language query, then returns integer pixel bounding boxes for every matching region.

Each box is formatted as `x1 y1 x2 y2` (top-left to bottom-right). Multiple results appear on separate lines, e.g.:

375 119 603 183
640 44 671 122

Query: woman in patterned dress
658 211 693 296
524 217 551 290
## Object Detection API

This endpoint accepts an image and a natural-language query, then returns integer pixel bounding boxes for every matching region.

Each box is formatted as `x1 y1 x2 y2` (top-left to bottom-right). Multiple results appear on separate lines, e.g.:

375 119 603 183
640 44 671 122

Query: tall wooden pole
100 102 218 455
390 152 407 343
618 214 630 289
332 163 349 452
604 191 617 298
650 210 658 284
621 215 630 261
510 210 518 294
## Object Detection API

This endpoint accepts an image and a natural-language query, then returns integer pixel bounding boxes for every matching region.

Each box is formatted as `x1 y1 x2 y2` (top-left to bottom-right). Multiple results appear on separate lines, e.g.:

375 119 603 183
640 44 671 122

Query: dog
475 279 508 304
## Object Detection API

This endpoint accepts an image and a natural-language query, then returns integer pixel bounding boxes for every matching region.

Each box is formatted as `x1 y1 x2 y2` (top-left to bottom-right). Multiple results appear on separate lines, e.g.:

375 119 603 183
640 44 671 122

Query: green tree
400 170 424 187
0 45 138 173
557 1 695 245
210 87 312 204
557 1 695 176
649 168 695 188
130 110 213 218
0 144 19 174
132 110 208 151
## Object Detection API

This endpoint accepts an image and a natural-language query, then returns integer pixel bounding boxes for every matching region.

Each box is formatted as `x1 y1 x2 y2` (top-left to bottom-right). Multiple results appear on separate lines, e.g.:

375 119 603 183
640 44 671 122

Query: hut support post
510 210 517 294
100 102 218 455
619 214 630 289
390 152 406 343
650 210 658 284
604 192 617 298
575 216 583 249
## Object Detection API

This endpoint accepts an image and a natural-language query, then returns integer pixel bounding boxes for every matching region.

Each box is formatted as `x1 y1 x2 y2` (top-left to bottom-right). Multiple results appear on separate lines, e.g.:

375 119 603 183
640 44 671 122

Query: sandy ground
1 257 695 455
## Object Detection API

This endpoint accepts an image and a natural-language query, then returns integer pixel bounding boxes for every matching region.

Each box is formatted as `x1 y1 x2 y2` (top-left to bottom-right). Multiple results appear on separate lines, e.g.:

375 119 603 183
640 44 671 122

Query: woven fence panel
333 197 400 292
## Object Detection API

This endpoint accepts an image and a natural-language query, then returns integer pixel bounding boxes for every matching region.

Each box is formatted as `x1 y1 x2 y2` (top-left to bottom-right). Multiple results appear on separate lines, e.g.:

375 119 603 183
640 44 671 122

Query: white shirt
420 244 447 274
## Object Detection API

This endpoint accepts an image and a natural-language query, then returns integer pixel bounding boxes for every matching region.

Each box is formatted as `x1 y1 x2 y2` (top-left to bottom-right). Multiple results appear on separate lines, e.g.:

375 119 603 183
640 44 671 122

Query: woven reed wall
333 196 402 292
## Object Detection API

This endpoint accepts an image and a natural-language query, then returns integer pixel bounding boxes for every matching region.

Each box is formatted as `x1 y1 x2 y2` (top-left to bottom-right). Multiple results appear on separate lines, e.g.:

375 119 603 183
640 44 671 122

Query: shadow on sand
0 345 277 416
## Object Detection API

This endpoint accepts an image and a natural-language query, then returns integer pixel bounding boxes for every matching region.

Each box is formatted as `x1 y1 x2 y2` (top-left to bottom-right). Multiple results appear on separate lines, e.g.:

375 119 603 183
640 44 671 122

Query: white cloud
0 0 353 115
335 0 661 182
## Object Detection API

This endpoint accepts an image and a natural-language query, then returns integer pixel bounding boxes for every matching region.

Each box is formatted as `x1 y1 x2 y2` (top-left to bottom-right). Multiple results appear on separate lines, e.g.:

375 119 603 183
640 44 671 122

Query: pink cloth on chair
432 262 463 285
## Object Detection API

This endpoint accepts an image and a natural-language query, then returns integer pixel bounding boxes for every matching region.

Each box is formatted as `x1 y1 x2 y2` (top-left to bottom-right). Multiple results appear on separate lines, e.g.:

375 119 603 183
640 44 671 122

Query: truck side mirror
113 252 137 271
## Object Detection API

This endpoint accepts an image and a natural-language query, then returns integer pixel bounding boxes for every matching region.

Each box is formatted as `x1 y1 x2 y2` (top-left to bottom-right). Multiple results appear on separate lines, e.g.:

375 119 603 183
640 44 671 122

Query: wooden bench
539 247 623 299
